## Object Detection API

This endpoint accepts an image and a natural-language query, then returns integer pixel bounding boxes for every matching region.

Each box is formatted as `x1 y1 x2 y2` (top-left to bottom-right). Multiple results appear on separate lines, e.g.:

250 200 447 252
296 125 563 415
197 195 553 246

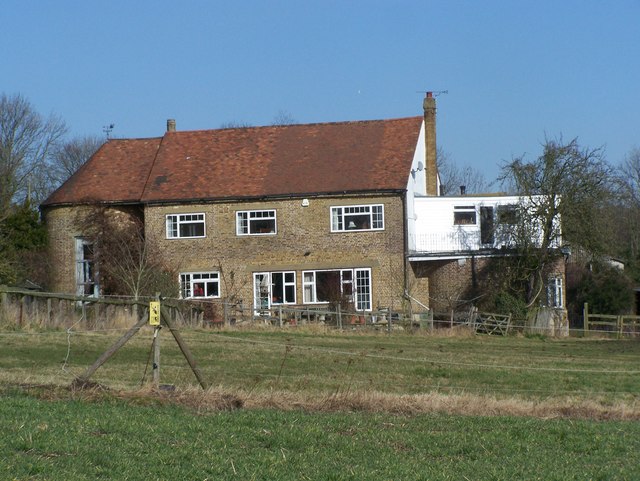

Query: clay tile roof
42 116 423 207
42 138 162 206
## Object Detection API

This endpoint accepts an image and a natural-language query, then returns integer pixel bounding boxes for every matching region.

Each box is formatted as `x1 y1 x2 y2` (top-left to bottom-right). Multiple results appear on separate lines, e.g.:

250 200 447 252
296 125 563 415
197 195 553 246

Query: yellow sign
149 301 160 326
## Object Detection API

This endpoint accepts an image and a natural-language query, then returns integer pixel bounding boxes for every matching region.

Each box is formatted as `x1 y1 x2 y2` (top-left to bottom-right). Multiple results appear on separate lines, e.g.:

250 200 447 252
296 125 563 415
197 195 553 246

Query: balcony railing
409 229 557 255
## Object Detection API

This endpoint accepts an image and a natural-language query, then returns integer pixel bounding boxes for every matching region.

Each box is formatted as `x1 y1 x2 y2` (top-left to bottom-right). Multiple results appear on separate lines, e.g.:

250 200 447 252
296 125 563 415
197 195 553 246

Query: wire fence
1 326 638 404
1 285 638 338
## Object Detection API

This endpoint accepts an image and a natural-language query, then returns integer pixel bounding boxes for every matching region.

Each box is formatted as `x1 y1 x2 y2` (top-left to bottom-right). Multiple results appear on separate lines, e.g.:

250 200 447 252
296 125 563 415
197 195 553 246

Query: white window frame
253 271 296 313
166 213 206 239
330 204 384 232
453 206 477 226
236 210 277 236
302 268 372 311
547 276 564 308
180 272 220 299
75 237 99 297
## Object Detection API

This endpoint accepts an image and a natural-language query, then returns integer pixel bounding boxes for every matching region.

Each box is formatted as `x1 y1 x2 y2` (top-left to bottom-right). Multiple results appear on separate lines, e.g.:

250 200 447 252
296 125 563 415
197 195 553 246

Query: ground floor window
180 272 220 298
75 237 98 296
546 276 564 308
253 271 296 312
303 268 372 311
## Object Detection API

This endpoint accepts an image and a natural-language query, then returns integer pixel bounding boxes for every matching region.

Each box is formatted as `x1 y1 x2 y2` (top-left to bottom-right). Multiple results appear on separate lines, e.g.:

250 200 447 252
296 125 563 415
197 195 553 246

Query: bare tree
271 110 297 126
76 207 177 299
50 135 104 188
613 147 640 276
0 93 67 217
497 137 614 306
437 148 490 195
219 120 253 129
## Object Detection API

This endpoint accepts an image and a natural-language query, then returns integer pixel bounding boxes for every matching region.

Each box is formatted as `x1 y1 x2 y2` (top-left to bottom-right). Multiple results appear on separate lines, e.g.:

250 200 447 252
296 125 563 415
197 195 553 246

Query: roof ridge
163 115 423 135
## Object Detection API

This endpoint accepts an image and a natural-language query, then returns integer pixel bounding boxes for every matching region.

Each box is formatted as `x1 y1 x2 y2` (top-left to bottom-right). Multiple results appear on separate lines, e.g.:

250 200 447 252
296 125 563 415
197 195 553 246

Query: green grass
1 389 639 481
2 328 639 479
1 328 638 403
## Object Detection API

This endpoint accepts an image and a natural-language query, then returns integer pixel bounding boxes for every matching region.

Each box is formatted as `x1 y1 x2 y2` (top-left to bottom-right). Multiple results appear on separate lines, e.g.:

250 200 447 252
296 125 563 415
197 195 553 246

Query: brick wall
44 206 82 294
43 205 143 294
411 257 492 312
414 255 567 313
144 194 406 310
45 194 407 309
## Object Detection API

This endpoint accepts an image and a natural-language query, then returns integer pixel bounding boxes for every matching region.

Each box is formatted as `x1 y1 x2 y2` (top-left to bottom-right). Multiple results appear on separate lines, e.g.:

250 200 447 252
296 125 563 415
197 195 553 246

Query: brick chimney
167 119 176 132
423 92 438 196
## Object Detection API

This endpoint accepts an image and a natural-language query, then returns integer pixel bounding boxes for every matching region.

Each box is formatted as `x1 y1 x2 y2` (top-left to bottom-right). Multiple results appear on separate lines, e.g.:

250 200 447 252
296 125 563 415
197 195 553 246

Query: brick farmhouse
41 94 566 318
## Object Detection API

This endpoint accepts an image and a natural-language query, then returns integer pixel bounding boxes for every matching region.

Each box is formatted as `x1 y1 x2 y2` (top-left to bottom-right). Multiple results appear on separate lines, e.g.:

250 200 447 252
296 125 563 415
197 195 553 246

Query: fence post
583 303 589 336
152 293 161 387
337 304 342 329
278 305 283 327
617 315 623 339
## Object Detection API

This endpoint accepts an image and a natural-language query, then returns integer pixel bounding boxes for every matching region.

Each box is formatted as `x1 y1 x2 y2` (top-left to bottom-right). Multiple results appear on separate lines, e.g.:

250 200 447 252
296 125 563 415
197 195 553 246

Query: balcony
407 194 560 259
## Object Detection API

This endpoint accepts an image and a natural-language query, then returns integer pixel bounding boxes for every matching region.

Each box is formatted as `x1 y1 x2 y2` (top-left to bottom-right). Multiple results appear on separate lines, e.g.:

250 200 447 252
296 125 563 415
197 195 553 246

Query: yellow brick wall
144 194 406 309
43 206 82 294
43 205 143 294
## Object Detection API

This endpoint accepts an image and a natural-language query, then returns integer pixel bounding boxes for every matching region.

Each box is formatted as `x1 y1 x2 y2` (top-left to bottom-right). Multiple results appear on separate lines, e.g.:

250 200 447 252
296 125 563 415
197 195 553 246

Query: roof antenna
103 123 114 140
416 90 449 97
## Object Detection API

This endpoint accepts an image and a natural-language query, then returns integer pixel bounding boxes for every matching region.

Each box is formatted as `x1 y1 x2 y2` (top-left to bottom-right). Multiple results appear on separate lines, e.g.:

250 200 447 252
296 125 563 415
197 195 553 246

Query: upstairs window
180 272 220 298
331 205 384 232
166 213 205 239
453 206 476 225
237 210 277 235
497 205 518 225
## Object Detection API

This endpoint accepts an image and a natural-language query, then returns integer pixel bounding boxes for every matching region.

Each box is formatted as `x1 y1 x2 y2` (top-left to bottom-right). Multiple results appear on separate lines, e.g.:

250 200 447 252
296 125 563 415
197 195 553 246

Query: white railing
409 229 526 254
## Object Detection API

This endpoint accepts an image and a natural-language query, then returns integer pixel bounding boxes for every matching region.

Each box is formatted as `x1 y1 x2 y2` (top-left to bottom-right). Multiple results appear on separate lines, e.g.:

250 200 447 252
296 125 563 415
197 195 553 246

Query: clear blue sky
3 0 638 182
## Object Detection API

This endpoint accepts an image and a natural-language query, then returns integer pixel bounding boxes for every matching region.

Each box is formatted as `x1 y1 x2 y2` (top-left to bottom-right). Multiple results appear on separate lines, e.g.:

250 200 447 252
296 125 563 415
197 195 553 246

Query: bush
575 263 635 315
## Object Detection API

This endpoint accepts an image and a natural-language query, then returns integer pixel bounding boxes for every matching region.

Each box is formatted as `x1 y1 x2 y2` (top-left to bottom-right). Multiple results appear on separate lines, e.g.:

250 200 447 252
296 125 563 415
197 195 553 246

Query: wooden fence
0 286 414 332
0 285 531 336
583 303 640 338
0 286 209 330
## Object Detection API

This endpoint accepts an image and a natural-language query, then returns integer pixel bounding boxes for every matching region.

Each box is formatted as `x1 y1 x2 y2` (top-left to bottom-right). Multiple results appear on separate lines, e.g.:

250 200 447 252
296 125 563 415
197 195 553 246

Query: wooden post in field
150 294 161 387
161 305 208 390
76 315 149 383
583 303 589 336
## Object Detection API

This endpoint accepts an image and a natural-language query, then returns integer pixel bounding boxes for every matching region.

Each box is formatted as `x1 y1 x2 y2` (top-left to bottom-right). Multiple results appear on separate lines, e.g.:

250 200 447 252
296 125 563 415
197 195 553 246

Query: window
303 268 372 311
331 205 384 232
166 213 205 239
253 271 296 311
547 276 564 308
237 210 277 235
180 272 220 298
453 206 476 225
75 237 98 296
497 205 517 225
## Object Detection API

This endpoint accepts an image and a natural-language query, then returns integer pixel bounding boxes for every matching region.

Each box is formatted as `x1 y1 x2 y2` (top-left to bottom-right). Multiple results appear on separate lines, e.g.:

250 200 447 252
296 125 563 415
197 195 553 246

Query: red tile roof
42 116 422 207
42 138 162 206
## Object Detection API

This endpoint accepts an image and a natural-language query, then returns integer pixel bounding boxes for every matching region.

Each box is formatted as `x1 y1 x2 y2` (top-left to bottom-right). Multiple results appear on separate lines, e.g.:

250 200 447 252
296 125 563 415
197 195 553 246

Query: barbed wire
201 333 640 375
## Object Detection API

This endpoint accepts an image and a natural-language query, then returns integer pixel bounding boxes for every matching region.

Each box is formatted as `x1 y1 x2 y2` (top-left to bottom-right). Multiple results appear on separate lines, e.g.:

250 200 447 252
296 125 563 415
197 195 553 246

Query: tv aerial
103 123 115 139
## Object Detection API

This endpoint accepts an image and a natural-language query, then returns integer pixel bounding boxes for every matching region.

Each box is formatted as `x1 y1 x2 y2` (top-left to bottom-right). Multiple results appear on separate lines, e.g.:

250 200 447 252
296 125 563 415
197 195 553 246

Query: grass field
1 388 639 480
1 326 639 479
